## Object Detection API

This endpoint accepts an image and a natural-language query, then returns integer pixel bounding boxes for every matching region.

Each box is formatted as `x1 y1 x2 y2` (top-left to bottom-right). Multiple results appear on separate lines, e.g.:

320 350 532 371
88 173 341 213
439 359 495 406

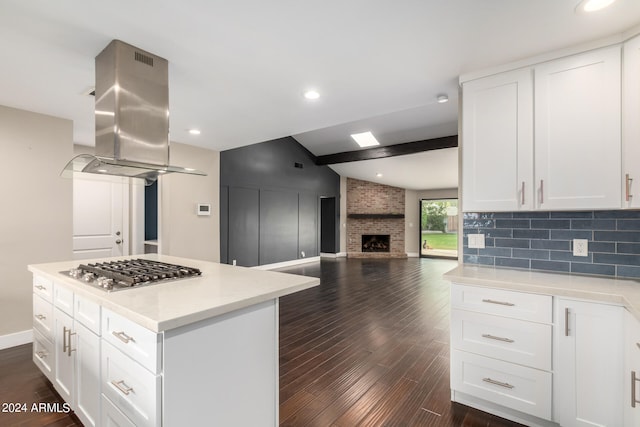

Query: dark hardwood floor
276 257 524 426
0 257 524 426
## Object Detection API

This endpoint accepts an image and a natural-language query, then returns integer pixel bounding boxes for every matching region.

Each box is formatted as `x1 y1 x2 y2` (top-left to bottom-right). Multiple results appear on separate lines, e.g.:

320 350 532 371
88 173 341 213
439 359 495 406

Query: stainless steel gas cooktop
63 258 202 292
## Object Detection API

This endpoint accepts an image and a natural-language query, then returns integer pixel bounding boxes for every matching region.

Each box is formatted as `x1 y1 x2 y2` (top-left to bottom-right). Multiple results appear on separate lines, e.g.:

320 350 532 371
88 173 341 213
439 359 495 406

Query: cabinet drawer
102 308 161 374
33 294 54 341
33 275 53 302
102 394 136 427
75 294 101 335
33 329 54 382
451 349 552 420
451 309 552 371
451 284 552 323
102 341 160 427
54 284 74 316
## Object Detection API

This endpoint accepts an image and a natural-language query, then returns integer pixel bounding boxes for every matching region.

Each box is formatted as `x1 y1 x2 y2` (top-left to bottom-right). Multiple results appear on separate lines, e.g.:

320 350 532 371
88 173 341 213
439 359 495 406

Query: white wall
0 105 73 344
160 142 220 262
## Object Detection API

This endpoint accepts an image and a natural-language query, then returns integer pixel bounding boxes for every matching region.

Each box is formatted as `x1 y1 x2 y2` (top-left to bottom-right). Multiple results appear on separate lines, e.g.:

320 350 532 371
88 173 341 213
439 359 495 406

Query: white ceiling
1 1 639 190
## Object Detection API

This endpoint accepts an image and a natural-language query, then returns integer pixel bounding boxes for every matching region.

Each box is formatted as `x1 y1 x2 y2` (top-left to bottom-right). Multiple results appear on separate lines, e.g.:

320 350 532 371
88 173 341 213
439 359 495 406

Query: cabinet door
624 310 640 426
623 35 640 208
75 322 100 427
556 299 624 427
53 308 75 404
535 46 621 210
462 68 533 211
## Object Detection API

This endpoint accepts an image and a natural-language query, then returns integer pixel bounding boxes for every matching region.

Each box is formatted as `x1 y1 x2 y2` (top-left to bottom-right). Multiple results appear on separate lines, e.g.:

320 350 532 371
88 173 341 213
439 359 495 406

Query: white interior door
73 174 129 260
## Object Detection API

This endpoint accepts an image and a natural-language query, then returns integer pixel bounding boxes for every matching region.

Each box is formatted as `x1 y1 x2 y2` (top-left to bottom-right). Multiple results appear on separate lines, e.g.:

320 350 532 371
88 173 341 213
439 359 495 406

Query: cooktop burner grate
63 258 202 291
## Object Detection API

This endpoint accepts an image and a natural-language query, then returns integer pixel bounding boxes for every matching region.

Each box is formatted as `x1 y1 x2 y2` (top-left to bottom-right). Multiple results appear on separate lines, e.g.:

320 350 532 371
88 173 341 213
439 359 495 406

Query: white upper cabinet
535 46 621 210
461 44 622 212
623 35 640 208
462 69 534 211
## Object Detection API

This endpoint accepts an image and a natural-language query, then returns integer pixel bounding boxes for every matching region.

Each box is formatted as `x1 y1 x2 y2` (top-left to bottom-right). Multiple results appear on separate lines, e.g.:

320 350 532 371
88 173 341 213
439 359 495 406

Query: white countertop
444 264 640 321
28 254 320 332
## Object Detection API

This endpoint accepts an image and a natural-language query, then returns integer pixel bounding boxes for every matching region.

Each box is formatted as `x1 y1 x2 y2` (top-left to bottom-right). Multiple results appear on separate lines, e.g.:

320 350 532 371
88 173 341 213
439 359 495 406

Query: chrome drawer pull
35 285 46 291
35 314 46 321
36 350 47 359
112 380 134 396
483 377 514 389
636 342 640 351
633 371 640 408
112 331 135 344
481 299 515 307
482 334 514 343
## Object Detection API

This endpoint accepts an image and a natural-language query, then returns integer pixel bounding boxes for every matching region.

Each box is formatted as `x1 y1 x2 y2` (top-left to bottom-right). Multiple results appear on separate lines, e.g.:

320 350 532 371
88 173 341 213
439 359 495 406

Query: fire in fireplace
362 234 390 252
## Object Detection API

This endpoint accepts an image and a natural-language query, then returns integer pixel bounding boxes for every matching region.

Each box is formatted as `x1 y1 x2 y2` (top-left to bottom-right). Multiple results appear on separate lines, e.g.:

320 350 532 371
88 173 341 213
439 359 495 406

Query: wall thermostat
197 203 211 216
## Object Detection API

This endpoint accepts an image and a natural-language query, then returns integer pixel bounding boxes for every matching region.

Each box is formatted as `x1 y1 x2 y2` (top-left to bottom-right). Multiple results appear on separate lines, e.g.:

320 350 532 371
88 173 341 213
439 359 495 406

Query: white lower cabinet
624 310 640 426
75 321 101 427
101 340 161 427
555 298 624 427
35 283 101 427
451 284 631 427
53 308 75 404
450 284 553 424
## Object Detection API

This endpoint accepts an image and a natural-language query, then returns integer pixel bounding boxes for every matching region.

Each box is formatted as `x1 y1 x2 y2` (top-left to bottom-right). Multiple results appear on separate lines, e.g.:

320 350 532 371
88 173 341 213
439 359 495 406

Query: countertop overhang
444 264 640 321
28 254 320 332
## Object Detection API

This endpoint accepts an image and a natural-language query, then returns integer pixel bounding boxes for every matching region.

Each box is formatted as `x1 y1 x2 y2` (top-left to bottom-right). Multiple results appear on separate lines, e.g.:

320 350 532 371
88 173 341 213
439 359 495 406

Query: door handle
115 239 122 244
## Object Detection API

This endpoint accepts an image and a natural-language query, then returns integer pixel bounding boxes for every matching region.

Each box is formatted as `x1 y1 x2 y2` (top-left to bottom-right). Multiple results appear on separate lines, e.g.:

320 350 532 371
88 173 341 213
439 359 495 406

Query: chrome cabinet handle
482 334 514 343
540 179 544 204
521 181 525 205
63 326 75 356
481 299 515 307
112 331 135 344
636 342 640 351
633 371 640 408
627 174 633 202
35 314 46 321
112 380 134 396
36 350 47 359
482 377 514 389
565 308 570 337
35 285 46 291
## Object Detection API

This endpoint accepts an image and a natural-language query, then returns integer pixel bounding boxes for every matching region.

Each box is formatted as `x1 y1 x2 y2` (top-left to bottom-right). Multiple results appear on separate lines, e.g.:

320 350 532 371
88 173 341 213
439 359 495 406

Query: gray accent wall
463 210 640 278
220 137 340 267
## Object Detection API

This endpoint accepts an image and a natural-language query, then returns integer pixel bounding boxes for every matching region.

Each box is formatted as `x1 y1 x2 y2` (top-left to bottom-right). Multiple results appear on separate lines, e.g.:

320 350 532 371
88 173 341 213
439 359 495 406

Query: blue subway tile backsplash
463 210 640 278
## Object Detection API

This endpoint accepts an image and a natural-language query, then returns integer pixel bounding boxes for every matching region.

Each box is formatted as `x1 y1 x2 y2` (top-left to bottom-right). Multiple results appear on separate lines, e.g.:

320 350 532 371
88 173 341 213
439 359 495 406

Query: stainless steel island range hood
62 40 205 185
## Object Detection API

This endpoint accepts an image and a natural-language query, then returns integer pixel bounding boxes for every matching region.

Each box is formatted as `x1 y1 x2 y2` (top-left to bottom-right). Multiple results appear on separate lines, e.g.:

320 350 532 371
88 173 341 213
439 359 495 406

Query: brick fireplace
346 178 407 258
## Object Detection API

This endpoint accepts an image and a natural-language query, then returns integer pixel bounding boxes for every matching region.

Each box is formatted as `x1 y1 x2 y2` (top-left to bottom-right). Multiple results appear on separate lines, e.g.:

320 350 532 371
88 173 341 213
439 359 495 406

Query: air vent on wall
294 162 304 169
134 51 154 66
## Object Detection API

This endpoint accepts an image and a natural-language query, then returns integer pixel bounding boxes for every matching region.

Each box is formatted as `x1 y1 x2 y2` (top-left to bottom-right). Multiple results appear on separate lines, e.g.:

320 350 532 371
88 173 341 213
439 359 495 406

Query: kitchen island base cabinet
163 299 278 427
555 299 624 427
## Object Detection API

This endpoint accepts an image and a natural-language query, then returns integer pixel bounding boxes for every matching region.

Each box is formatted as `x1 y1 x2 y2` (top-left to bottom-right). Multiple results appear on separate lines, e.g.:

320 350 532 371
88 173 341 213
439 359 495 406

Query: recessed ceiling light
376 173 383 178
437 94 449 103
350 131 380 148
576 0 616 13
303 90 320 100
188 129 201 135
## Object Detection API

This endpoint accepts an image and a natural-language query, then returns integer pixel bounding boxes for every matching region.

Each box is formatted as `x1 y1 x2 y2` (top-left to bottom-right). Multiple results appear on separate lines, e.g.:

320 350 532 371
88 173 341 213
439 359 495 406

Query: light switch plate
468 233 485 249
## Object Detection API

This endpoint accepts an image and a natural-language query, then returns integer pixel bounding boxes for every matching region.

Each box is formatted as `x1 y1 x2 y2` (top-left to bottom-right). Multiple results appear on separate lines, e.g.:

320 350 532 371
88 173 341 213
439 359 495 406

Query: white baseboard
407 252 419 258
0 329 33 350
320 252 348 258
252 256 321 270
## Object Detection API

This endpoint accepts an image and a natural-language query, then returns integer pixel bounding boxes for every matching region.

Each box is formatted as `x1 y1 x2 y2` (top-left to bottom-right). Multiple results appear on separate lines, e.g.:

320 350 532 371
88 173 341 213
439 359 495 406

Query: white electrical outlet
468 233 485 249
573 239 589 257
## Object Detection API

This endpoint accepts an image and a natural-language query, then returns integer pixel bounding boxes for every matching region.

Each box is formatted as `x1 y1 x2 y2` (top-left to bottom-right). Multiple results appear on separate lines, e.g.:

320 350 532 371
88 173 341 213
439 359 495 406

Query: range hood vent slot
62 40 205 185
134 51 154 67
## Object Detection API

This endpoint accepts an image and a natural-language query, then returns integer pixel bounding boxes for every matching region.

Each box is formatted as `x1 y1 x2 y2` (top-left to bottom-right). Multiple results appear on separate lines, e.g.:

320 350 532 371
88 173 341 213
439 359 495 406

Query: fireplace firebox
362 234 390 252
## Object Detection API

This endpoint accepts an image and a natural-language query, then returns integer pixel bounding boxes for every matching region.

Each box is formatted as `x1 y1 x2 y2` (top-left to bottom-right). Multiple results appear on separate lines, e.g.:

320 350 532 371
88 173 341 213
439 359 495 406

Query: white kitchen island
28 254 319 427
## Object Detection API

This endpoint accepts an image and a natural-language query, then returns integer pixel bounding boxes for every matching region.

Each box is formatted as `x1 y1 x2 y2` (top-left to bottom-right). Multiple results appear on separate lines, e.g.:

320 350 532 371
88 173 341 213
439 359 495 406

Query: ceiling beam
314 135 458 165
